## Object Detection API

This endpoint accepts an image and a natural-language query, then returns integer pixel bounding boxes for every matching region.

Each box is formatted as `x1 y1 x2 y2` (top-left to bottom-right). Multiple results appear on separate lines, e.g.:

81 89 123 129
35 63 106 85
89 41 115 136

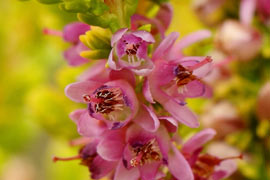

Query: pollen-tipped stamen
188 56 212 71
53 155 81 163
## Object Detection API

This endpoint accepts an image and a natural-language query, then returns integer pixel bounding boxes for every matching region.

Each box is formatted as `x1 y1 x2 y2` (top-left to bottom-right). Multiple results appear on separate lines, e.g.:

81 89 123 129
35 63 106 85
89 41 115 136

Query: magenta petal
125 124 154 144
182 128 216 154
78 60 109 82
132 30 155 43
63 22 90 43
174 30 211 50
65 81 103 103
155 3 173 31
183 80 205 98
109 69 136 87
168 144 194 180
143 78 155 103
155 125 171 161
90 156 118 179
152 32 179 61
240 0 256 25
108 50 121 70
97 129 125 161
164 99 199 128
114 161 140 180
133 104 160 132
159 116 178 133
69 109 86 123
63 43 88 66
139 162 160 180
111 28 129 46
77 111 106 137
202 84 213 98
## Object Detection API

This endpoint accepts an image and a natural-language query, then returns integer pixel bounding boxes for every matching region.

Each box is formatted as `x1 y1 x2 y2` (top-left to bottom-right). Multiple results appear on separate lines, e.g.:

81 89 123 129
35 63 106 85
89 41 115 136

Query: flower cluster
43 2 243 180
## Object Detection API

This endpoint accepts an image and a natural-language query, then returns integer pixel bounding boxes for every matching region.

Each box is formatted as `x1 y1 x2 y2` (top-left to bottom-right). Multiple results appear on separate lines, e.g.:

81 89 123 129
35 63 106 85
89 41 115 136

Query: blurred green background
0 0 269 180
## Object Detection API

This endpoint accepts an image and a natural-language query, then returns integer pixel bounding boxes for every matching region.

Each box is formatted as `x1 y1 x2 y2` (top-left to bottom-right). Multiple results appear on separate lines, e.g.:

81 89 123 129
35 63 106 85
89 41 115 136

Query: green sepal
79 26 112 60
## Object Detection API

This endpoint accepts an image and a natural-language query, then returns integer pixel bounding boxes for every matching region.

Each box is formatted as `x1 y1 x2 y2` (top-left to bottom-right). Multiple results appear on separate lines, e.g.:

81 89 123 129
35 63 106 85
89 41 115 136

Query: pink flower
181 129 241 180
131 3 173 39
53 140 118 179
145 32 213 128
257 0 270 24
44 22 90 66
109 28 155 76
215 20 262 61
65 79 139 129
97 124 194 180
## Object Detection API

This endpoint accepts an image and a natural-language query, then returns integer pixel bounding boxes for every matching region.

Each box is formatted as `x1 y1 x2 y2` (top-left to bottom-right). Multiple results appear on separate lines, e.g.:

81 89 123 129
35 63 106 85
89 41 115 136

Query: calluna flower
109 28 155 76
44 22 90 66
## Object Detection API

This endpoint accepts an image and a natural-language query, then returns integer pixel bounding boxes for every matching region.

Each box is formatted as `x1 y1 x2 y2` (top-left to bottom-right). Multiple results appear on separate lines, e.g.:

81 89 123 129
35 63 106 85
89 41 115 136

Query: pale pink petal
201 84 213 98
182 128 216 154
133 104 160 132
131 58 155 76
182 80 205 98
240 0 256 25
125 124 154 144
65 81 103 103
111 28 129 46
114 161 140 180
108 50 121 70
164 99 199 128
133 30 155 43
97 139 125 161
143 78 155 103
173 30 211 50
155 125 171 161
90 156 118 179
168 144 194 180
63 43 88 66
152 32 179 61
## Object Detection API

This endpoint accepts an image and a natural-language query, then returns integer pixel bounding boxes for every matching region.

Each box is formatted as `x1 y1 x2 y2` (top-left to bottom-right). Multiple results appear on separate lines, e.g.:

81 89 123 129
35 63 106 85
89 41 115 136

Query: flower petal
65 81 103 103
163 99 199 128
168 144 194 180
182 128 216 154
133 104 160 132
240 0 256 25
69 109 86 123
77 111 106 137
152 32 179 61
182 80 206 98
63 43 88 66
132 30 155 43
63 22 90 43
114 161 140 180
111 28 129 46
110 69 136 87
139 162 160 180
173 30 211 50
78 60 109 82
213 160 237 180
90 156 118 179
143 78 155 103
159 116 178 133
97 129 125 161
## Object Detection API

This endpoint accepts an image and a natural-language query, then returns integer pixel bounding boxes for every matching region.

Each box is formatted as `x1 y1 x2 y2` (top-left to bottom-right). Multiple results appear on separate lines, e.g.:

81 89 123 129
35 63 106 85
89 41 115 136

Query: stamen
53 155 81 163
219 154 243 161
43 28 63 37
188 56 212 71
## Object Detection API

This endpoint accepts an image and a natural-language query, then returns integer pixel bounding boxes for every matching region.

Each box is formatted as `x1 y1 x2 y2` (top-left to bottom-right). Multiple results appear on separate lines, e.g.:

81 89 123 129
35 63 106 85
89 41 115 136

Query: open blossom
145 32 213 128
65 79 139 129
44 22 90 66
181 129 240 180
109 28 155 76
